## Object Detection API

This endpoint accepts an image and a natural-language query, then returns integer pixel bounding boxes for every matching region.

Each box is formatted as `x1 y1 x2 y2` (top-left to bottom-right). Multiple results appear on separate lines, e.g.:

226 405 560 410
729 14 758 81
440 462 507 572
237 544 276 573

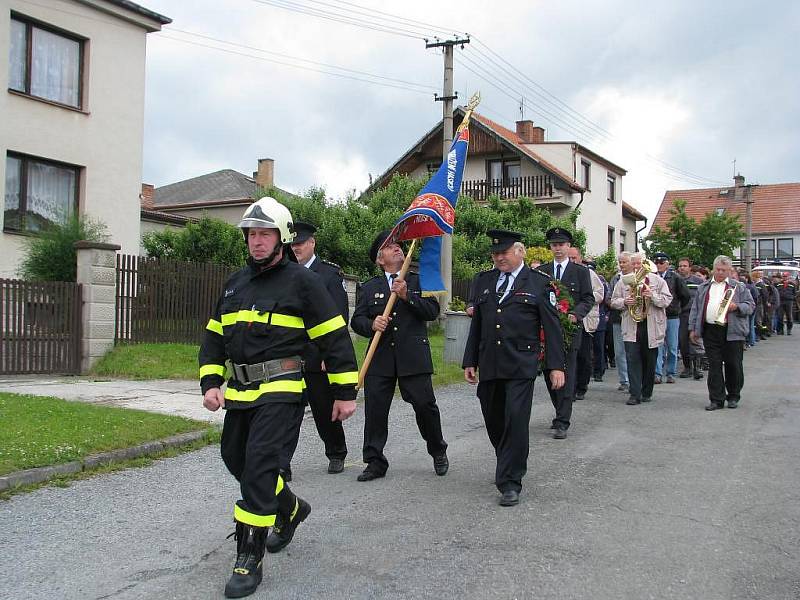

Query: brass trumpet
621 259 656 322
714 287 735 325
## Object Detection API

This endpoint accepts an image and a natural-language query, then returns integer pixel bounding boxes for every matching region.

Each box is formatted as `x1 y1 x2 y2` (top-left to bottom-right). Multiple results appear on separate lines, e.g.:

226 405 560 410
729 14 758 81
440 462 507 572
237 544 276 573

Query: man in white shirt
688 255 755 410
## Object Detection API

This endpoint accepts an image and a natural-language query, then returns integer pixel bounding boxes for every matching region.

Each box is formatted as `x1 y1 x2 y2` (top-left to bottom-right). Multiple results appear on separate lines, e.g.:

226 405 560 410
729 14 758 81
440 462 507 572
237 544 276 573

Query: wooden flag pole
356 239 417 391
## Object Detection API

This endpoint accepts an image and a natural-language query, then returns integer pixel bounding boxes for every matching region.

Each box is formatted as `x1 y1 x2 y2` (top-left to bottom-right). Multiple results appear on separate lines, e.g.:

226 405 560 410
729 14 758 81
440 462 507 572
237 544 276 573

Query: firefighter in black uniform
280 221 350 478
777 272 797 335
538 227 595 439
199 197 358 598
350 230 448 482
462 230 566 507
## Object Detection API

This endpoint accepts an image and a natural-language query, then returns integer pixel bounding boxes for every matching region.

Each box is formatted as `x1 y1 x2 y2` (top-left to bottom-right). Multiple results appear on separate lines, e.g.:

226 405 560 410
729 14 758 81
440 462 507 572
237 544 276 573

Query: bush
18 215 108 282
142 216 247 268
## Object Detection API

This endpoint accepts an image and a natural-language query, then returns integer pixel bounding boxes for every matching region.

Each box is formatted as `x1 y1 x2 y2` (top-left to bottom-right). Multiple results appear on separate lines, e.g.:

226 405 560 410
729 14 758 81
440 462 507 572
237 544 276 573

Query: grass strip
0 393 214 475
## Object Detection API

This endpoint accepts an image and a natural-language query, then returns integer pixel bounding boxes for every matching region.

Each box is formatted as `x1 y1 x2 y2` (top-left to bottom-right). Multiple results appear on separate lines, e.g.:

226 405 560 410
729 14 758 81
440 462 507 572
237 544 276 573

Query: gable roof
652 182 800 235
153 169 295 210
622 201 646 222
367 108 586 195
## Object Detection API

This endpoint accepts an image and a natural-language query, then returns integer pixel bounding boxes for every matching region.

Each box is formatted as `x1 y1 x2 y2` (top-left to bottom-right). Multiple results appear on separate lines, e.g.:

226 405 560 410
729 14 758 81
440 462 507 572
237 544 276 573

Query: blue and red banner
383 124 471 293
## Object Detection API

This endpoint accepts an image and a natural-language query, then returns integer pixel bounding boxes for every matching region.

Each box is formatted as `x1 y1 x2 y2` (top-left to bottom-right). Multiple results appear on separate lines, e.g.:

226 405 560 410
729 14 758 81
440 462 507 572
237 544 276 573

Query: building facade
0 0 169 277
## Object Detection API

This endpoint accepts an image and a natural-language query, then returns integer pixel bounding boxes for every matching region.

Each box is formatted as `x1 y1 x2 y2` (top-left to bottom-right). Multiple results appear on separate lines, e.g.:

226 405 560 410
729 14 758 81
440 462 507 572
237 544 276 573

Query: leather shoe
327 458 344 474
574 393 585 401
553 428 567 440
357 468 385 482
626 396 640 405
679 369 691 379
641 396 652 403
727 400 738 409
499 490 519 506
433 453 449 476
705 403 723 411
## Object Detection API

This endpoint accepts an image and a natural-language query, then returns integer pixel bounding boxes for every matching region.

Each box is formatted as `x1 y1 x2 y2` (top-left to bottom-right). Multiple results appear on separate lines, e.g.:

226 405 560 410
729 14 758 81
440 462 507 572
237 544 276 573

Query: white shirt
384 271 399 287
705 278 728 324
302 254 317 269
553 258 570 280
497 262 525 303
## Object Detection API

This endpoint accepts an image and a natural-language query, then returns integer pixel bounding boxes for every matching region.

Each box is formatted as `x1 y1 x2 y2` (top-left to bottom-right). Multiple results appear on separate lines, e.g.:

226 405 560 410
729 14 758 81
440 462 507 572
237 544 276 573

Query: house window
715 207 725 216
620 230 627 253
487 159 521 186
8 15 84 108
4 153 80 233
607 226 615 249
758 239 775 260
581 160 591 190
777 238 794 259
607 173 616 202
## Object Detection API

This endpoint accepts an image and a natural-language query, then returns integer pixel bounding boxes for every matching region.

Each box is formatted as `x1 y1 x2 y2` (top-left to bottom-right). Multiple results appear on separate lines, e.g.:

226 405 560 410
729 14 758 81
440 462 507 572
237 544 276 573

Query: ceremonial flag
381 94 480 294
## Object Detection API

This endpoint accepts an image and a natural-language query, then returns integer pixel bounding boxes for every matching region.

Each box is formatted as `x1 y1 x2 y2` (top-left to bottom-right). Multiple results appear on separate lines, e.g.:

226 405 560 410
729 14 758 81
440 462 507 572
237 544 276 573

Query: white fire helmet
238 196 295 244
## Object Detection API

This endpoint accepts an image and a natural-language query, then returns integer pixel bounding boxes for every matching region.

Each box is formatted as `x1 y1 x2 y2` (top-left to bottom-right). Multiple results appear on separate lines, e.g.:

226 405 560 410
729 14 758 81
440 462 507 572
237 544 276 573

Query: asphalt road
1 336 799 600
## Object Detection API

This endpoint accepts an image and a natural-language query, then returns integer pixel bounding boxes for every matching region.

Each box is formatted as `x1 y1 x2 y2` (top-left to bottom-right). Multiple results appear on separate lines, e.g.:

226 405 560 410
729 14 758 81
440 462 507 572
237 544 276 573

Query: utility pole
426 36 469 309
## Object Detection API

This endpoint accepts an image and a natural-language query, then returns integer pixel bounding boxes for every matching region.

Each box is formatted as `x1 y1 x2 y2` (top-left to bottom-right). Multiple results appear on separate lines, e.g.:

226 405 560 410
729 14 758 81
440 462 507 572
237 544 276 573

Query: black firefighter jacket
350 271 439 377
199 255 358 410
462 267 566 379
303 257 349 373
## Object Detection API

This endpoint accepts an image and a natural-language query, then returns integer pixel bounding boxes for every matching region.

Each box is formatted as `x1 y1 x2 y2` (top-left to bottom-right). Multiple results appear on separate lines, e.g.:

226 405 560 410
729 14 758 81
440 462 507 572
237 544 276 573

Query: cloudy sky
140 0 799 223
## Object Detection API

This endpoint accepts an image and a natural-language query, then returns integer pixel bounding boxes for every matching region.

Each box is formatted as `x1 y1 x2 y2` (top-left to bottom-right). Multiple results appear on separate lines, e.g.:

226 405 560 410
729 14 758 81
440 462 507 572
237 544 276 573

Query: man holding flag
350 233 448 481
351 93 481 482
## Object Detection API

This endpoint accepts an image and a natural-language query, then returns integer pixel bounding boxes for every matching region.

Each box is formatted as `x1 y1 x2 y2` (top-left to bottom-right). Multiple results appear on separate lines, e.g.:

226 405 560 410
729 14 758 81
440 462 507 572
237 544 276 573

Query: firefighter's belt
232 357 304 385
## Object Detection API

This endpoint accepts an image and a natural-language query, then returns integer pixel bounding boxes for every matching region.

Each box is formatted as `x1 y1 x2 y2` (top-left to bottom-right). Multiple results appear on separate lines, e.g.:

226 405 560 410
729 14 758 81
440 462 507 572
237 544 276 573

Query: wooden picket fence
115 255 233 345
0 278 82 374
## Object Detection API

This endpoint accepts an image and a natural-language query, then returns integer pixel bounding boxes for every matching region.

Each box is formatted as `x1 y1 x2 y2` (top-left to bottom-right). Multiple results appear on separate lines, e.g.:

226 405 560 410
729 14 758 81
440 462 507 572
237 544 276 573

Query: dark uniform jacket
462 267 566 378
199 255 358 409
683 274 704 313
303 256 349 373
539 261 595 323
779 280 797 304
660 269 691 317
350 271 439 377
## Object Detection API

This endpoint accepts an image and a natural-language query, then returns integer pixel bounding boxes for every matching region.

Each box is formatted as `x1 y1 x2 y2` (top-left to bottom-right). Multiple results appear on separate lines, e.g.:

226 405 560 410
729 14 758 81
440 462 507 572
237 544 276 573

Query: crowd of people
197 196 798 598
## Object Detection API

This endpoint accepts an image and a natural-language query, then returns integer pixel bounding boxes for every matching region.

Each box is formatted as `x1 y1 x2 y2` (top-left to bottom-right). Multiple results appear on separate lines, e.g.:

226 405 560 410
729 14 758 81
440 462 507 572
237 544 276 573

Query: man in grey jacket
688 256 755 411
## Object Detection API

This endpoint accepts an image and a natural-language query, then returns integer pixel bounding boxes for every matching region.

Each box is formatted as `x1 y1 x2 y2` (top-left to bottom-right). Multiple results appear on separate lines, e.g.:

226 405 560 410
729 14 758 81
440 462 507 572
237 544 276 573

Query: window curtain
4 156 22 230
31 27 80 107
26 161 75 231
8 19 27 92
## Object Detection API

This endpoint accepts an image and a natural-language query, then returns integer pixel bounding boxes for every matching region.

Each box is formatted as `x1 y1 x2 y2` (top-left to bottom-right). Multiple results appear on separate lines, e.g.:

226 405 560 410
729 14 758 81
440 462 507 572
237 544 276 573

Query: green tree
18 215 108 282
592 246 619 282
141 216 247 268
644 199 743 267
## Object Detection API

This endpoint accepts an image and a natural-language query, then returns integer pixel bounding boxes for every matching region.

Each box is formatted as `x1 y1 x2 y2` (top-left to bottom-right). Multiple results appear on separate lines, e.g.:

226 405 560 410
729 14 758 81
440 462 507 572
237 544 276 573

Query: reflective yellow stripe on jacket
199 364 226 378
224 379 306 402
206 319 223 335
307 315 347 339
327 371 358 385
220 310 305 329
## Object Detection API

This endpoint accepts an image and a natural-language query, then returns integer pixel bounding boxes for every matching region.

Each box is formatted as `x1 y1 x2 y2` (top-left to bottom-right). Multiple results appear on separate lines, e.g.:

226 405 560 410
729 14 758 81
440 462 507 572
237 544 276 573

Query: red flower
557 299 570 313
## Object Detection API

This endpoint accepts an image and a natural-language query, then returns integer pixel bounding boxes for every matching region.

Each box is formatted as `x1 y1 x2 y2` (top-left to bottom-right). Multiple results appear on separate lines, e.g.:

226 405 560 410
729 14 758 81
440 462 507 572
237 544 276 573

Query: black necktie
556 263 562 281
496 274 509 301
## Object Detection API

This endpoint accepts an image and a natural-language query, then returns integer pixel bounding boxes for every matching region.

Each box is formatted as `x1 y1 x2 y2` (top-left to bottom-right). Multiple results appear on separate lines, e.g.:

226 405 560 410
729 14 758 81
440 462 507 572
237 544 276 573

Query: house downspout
635 218 648 252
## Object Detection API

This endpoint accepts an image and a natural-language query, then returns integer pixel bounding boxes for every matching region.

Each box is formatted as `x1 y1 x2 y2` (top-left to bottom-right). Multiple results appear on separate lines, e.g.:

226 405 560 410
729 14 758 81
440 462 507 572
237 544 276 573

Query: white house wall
0 0 159 278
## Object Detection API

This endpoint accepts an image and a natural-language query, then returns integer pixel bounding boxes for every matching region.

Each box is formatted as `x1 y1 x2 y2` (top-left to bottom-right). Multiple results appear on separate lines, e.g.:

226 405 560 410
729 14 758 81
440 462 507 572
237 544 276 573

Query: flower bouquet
538 278 578 366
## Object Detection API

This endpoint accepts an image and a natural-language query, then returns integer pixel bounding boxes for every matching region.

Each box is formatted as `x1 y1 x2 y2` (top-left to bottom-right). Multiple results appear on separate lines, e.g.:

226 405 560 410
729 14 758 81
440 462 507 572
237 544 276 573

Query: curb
0 429 213 492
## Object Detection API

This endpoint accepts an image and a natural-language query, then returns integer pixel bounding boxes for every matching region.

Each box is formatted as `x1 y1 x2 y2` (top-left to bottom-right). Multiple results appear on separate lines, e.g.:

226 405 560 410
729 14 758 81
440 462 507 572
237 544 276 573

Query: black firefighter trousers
221 402 305 528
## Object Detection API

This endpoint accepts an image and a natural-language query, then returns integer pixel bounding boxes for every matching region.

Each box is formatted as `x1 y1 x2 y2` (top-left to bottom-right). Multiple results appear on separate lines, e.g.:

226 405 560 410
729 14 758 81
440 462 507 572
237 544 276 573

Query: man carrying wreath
538 227 596 439
462 230 565 507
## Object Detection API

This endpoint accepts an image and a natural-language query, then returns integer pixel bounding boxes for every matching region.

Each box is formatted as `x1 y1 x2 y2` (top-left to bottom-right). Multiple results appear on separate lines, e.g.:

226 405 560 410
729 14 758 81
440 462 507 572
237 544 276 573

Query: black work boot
225 521 268 598
266 496 312 553
692 358 703 380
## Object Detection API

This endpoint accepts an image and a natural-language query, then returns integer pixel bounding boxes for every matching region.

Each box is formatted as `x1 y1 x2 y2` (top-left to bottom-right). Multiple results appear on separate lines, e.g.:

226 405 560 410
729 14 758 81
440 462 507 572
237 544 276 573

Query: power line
156 35 434 95
167 28 438 92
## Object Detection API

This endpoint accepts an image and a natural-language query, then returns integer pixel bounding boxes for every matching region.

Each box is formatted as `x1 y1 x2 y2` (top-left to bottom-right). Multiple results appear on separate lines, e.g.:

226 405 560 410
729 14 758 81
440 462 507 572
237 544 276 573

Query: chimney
734 173 745 187
140 183 154 210
516 120 545 143
253 158 275 190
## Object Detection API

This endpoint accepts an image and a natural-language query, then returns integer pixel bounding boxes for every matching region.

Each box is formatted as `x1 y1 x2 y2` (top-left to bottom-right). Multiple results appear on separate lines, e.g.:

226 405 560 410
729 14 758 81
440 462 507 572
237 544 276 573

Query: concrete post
74 241 121 373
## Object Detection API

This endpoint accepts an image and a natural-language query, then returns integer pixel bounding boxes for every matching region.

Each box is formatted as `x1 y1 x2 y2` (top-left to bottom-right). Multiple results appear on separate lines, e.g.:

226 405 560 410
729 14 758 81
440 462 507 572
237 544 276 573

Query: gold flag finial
466 91 481 111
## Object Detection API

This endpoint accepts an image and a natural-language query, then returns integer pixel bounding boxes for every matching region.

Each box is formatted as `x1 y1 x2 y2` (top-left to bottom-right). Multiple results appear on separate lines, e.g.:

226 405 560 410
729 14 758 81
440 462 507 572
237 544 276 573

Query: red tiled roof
652 182 800 234
471 113 583 191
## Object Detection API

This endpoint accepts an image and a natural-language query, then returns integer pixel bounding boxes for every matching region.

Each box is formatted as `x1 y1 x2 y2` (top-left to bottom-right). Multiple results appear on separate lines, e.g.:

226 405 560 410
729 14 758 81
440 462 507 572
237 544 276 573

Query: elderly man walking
689 256 755 410
609 252 672 405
